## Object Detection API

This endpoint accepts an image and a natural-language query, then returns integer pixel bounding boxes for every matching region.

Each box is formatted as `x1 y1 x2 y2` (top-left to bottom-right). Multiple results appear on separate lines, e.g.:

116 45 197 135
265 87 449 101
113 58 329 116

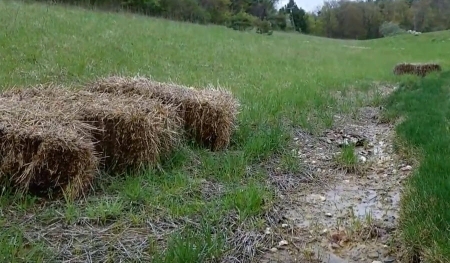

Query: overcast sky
276 0 324 12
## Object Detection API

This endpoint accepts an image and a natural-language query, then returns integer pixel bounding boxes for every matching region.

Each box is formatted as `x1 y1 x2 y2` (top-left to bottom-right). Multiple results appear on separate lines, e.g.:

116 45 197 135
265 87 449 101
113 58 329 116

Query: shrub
379 21 406 37
227 11 257 31
268 13 287 31
255 19 273 35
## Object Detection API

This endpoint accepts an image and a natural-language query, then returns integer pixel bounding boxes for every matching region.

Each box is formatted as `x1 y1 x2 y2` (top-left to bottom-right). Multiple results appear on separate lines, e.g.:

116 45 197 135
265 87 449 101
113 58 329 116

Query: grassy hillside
1 0 450 262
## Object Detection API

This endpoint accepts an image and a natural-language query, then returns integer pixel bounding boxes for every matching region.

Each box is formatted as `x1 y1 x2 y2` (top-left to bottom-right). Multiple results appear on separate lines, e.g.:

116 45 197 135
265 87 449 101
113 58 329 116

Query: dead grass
2 85 184 175
0 95 99 199
84 75 240 151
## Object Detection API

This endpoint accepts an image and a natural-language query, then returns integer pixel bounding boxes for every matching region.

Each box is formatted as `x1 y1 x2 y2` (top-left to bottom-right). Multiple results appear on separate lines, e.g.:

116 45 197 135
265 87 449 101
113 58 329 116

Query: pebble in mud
368 251 380 259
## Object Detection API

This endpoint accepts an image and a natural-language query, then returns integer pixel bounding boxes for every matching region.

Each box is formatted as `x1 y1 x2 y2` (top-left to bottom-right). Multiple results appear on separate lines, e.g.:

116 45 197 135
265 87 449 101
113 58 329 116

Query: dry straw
393 62 442 77
84 76 240 151
0 94 99 199
2 85 183 175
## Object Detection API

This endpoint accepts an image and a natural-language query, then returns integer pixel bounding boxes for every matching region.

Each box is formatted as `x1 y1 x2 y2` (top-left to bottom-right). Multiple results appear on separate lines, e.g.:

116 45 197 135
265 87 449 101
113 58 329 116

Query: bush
268 13 287 31
255 19 273 35
379 21 406 37
227 11 257 31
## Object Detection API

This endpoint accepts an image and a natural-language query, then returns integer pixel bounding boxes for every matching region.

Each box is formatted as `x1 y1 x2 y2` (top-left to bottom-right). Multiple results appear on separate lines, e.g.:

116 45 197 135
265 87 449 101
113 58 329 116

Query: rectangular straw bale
84 76 240 151
2 85 183 174
0 96 99 199
393 62 442 77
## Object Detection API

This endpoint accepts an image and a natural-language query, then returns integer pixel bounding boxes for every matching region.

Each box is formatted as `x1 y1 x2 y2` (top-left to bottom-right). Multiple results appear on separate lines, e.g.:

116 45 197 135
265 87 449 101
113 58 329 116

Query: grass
383 71 450 262
0 0 450 261
335 144 359 172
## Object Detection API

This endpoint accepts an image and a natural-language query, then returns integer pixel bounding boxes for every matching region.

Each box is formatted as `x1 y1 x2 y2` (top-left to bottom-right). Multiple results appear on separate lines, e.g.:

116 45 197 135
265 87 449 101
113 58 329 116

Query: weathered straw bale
0 96 99 199
2 85 183 174
84 76 240 151
393 62 442 77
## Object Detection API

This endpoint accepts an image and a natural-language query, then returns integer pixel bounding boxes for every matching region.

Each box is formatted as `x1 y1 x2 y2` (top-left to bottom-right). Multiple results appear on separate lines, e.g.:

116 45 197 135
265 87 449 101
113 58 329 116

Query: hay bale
84 76 240 151
0 96 99 199
2 85 183 174
393 62 442 77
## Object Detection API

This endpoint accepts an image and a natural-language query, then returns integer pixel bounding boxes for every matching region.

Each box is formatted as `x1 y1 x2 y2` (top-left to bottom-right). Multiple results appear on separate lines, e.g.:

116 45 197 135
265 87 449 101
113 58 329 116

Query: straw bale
2 85 183 174
393 62 442 77
0 96 99 199
84 76 240 151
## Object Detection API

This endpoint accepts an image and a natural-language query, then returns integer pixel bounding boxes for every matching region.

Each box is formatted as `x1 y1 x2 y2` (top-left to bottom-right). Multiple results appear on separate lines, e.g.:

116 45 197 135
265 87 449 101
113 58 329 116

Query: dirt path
259 98 412 263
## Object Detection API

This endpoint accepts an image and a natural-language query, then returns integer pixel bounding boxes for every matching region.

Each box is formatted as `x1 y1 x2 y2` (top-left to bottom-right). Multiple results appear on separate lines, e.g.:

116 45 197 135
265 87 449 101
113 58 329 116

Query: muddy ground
257 89 412 263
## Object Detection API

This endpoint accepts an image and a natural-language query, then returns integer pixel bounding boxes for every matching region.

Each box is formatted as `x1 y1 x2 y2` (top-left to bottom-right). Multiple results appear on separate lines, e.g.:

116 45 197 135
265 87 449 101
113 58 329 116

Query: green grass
335 143 359 172
383 72 450 262
1 0 450 261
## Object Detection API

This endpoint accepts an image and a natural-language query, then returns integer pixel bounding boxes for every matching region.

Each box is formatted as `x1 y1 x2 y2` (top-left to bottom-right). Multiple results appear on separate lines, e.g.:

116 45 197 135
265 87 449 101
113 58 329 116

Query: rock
400 165 412 171
383 257 396 263
309 194 326 202
372 261 382 263
265 227 271 234
325 212 332 217
281 223 289 228
368 252 379 259
330 243 340 249
278 240 289 246
270 247 278 252
359 155 367 163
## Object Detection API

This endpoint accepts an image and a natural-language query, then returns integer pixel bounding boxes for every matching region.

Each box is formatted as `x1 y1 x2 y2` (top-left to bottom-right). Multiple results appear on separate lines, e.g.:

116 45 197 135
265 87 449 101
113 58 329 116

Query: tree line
34 0 450 39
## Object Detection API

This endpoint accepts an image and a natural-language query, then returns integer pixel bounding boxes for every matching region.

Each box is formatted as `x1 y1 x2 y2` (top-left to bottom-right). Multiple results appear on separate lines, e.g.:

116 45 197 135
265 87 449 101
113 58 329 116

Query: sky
276 0 325 12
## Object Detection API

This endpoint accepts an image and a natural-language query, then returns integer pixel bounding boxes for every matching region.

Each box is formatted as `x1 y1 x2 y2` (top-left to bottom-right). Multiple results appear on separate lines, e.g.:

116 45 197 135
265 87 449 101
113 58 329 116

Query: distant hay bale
2 85 183 174
393 62 442 77
84 76 240 151
0 96 99 199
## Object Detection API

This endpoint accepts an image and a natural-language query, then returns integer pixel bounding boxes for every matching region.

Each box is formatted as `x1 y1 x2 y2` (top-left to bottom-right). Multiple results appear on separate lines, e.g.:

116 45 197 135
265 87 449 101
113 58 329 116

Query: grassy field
384 72 450 262
0 0 450 262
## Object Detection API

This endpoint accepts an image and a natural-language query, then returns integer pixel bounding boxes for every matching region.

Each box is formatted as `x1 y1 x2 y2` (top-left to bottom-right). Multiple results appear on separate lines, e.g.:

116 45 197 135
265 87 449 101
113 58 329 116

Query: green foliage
379 21 406 37
255 19 273 35
227 11 257 31
281 0 310 33
308 0 450 39
268 13 287 31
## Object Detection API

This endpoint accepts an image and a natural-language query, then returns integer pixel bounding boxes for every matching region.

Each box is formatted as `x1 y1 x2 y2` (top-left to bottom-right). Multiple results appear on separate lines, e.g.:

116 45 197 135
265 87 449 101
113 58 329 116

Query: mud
260 96 412 263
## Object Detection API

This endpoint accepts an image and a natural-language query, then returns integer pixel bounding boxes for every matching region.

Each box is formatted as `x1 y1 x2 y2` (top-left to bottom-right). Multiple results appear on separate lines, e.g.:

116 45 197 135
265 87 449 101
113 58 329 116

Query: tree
283 0 309 33
336 1 366 39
